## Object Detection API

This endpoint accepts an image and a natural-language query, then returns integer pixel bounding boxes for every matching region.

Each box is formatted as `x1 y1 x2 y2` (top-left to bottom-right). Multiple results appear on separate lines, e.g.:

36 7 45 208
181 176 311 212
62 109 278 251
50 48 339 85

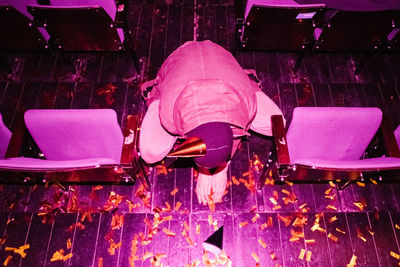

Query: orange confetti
67 238 72 249
329 216 338 223
278 215 292 227
5 244 30 258
239 221 249 228
306 251 312 262
98 257 103 267
281 189 291 195
353 201 366 211
336 227 346 234
196 224 200 235
356 181 365 187
251 214 260 223
174 201 182 211
232 176 240 185
396 224 400 230
3 255 12 266
299 249 306 260
260 223 268 230
162 228 176 237
390 251 400 260
272 204 282 210
370 178 378 185
329 181 335 187
170 188 179 196
347 254 357 267
328 233 338 242
183 221 190 232
326 204 337 211
50 249 73 262
111 214 124 230
185 236 194 246
251 252 260 263
258 238 267 248
285 180 293 186
269 197 278 205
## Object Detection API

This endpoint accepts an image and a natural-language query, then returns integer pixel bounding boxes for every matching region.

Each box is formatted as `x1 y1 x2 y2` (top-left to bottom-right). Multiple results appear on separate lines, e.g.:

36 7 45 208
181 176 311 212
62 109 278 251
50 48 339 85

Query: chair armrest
5 107 28 158
271 115 291 165
380 114 400 158
120 114 140 165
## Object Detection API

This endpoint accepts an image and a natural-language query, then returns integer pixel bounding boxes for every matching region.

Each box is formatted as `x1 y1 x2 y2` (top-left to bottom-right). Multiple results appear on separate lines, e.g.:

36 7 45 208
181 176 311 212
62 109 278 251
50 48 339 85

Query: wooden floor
1 0 400 266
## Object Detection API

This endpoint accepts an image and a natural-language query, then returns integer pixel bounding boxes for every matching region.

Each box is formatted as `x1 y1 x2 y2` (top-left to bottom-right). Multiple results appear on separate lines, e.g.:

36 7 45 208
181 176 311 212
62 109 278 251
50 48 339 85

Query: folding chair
0 109 149 187
0 1 49 51
259 107 400 189
236 0 325 51
27 0 140 71
314 10 399 51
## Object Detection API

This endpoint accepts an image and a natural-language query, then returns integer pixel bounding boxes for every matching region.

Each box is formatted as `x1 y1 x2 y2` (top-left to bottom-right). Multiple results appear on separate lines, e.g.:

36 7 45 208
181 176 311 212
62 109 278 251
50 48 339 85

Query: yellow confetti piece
269 197 278 205
328 233 338 242
183 221 190 232
251 252 260 263
260 223 268 230
5 244 30 258
170 188 179 196
329 181 335 187
258 238 267 248
306 251 312 262
285 180 293 186
251 214 260 223
305 239 315 244
396 224 400 230
162 228 176 237
356 181 365 187
185 236 194 246
370 178 378 185
270 252 277 260
391 251 400 260
239 221 249 228
329 216 338 223
353 202 366 211
98 257 103 267
347 255 357 267
326 204 337 211
272 205 282 210
325 188 332 195
299 249 306 260
175 201 182 211
358 234 367 242
282 189 291 195
278 215 292 227
208 215 213 225
3 255 12 266
196 224 200 235
336 227 346 234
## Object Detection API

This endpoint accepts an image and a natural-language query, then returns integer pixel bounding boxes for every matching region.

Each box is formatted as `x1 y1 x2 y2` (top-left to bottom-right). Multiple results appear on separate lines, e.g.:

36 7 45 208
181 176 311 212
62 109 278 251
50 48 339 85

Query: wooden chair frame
258 114 400 190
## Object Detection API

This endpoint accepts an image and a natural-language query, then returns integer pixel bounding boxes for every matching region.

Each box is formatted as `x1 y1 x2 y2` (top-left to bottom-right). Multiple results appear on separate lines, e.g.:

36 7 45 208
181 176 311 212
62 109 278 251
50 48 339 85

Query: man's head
187 122 233 169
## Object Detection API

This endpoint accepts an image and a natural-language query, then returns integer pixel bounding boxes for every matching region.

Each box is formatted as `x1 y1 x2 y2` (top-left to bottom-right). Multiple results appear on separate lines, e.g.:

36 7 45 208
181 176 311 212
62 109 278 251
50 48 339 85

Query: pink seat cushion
24 109 123 162
0 114 11 159
0 157 118 170
286 107 382 163
295 157 400 169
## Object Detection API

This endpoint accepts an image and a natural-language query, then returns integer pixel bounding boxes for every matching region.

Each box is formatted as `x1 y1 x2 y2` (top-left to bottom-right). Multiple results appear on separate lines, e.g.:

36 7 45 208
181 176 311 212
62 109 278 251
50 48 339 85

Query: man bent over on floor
139 40 284 205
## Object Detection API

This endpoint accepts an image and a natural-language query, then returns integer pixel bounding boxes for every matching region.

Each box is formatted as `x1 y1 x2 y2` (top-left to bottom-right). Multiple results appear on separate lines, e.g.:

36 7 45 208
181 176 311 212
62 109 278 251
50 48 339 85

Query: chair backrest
24 109 123 162
395 125 400 149
47 0 116 20
0 0 37 18
0 113 11 159
286 107 382 162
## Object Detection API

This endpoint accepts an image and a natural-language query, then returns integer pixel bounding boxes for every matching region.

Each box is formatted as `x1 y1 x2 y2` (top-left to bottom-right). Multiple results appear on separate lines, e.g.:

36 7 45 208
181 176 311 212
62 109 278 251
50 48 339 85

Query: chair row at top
235 0 400 52
0 0 132 52
0 107 399 191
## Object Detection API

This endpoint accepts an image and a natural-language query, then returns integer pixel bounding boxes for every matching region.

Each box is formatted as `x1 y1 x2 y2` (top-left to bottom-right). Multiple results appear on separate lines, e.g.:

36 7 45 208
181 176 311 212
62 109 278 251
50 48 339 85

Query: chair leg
133 157 151 190
337 179 353 190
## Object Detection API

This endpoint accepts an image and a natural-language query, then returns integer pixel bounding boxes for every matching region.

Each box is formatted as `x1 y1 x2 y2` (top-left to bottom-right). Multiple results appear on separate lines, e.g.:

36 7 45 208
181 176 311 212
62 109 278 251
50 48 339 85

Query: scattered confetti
3 255 12 266
328 233 338 242
239 221 249 228
67 238 72 249
175 201 182 211
391 251 400 260
326 204 337 211
251 252 260 263
162 228 176 237
50 249 73 262
196 224 200 235
251 214 260 223
329 216 338 223
98 257 103 267
305 239 316 244
299 249 306 260
356 181 365 187
270 252 277 260
170 188 179 196
306 251 312 262
396 224 400 230
232 176 240 185
347 254 357 267
336 227 346 234
258 238 267 249
5 244 30 258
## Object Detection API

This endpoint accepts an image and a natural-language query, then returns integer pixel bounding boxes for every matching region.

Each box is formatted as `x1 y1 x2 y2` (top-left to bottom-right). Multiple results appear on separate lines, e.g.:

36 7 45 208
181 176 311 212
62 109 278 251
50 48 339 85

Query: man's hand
210 167 228 203
196 173 213 205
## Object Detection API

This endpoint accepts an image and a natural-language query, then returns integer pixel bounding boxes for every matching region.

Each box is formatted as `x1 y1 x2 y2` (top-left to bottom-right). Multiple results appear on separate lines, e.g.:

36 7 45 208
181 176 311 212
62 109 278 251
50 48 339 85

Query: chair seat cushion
294 157 400 170
0 157 118 170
